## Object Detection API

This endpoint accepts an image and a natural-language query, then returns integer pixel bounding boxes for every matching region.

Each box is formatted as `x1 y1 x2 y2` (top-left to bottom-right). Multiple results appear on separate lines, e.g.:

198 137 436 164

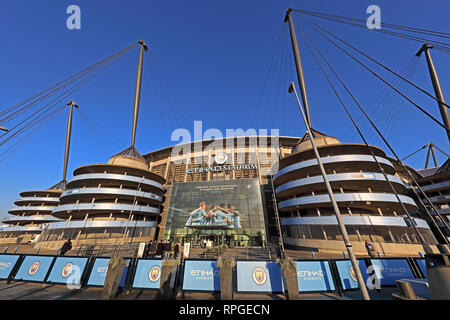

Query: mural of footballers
229 205 241 228
185 201 207 226
185 202 241 229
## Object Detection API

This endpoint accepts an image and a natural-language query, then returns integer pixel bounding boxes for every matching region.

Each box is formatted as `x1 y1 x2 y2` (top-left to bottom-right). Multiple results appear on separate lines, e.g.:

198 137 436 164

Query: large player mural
185 202 241 229
163 178 266 245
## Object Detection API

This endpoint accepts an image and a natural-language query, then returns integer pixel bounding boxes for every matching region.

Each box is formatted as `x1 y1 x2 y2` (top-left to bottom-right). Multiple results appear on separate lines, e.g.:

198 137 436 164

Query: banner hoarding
14 255 55 282
87 258 131 287
132 259 162 289
0 254 20 279
369 259 415 285
182 260 220 291
335 260 368 290
46 257 89 285
296 261 335 292
236 261 284 293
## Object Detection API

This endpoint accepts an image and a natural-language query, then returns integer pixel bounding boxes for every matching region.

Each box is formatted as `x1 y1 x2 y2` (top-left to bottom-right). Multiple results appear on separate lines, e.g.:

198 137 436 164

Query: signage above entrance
186 164 258 174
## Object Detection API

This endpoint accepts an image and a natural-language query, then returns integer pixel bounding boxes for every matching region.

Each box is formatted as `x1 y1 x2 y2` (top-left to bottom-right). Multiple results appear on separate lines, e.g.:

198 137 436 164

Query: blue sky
0 0 449 217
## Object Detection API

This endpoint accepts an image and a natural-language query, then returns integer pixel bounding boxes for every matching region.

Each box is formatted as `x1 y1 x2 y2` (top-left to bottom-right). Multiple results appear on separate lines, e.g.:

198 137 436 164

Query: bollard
13 247 18 253
36 248 40 255
343 251 346 259
217 256 235 300
3 246 8 254
396 280 417 299
102 255 127 300
278 258 300 300
56 247 61 255
311 251 315 260
419 252 424 258
377 252 381 258
160 259 180 299
425 254 450 300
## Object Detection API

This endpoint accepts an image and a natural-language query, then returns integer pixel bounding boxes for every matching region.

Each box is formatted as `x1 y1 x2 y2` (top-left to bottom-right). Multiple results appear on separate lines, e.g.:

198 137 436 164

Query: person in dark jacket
149 240 157 258
165 240 172 253
365 240 377 258
143 240 153 258
156 240 164 257
173 241 180 260
60 239 72 256
164 240 172 259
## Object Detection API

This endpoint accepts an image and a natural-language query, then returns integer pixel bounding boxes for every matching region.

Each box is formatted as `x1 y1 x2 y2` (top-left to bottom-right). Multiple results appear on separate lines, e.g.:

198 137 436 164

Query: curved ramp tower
39 151 166 250
0 187 63 245
273 130 438 256
38 41 167 251
416 158 450 243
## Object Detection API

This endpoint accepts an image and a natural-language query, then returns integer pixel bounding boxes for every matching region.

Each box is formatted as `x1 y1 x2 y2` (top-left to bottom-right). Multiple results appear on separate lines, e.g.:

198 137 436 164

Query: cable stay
0 104 66 163
0 59 118 148
143 52 199 146
77 106 124 156
295 16 450 111
401 142 449 169
293 14 450 132
0 42 138 158
251 23 286 130
291 8 450 38
148 53 195 124
292 20 450 239
342 56 419 144
291 9 450 53
250 22 300 136
0 42 137 124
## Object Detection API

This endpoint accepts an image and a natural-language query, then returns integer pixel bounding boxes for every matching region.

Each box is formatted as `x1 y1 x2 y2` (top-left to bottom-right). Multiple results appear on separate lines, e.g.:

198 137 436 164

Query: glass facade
163 178 266 246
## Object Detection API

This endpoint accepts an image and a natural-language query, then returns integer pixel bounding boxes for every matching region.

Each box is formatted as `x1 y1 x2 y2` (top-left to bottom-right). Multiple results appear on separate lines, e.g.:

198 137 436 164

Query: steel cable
296 15 450 132
298 23 450 237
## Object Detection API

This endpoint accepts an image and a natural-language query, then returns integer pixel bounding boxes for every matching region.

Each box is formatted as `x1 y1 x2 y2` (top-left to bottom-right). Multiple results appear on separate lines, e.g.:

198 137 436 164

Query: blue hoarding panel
14 255 55 282
182 260 220 291
87 258 131 287
296 261 335 292
335 260 368 290
416 259 427 278
0 255 20 279
237 261 284 293
369 259 415 286
132 259 162 289
46 257 88 285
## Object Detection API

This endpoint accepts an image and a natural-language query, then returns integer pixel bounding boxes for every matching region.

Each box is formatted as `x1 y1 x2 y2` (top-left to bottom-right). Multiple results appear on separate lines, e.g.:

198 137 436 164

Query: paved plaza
0 280 398 300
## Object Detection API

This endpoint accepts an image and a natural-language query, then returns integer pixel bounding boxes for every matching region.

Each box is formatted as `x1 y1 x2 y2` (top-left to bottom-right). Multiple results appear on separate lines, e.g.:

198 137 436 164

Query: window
323 225 341 241
309 225 326 240
372 226 394 243
356 226 374 242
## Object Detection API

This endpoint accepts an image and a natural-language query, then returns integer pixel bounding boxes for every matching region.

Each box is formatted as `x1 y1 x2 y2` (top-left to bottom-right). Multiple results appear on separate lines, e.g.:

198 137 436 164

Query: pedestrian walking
149 239 157 258
156 240 164 257
143 240 153 258
365 240 377 258
173 241 180 260
60 239 72 256
164 240 172 259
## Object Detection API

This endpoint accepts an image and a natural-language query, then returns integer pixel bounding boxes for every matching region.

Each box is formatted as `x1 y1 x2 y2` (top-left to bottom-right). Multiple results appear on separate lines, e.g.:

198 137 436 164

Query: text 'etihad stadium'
186 164 258 174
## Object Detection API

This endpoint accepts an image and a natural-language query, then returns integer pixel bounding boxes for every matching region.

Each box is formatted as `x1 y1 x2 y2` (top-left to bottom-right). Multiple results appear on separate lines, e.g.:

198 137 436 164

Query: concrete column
207 150 212 181
232 145 236 180
356 229 362 242
164 162 170 181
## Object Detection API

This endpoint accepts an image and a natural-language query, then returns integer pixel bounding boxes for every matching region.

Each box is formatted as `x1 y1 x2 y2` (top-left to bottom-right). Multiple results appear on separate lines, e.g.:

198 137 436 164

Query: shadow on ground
0 280 397 300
